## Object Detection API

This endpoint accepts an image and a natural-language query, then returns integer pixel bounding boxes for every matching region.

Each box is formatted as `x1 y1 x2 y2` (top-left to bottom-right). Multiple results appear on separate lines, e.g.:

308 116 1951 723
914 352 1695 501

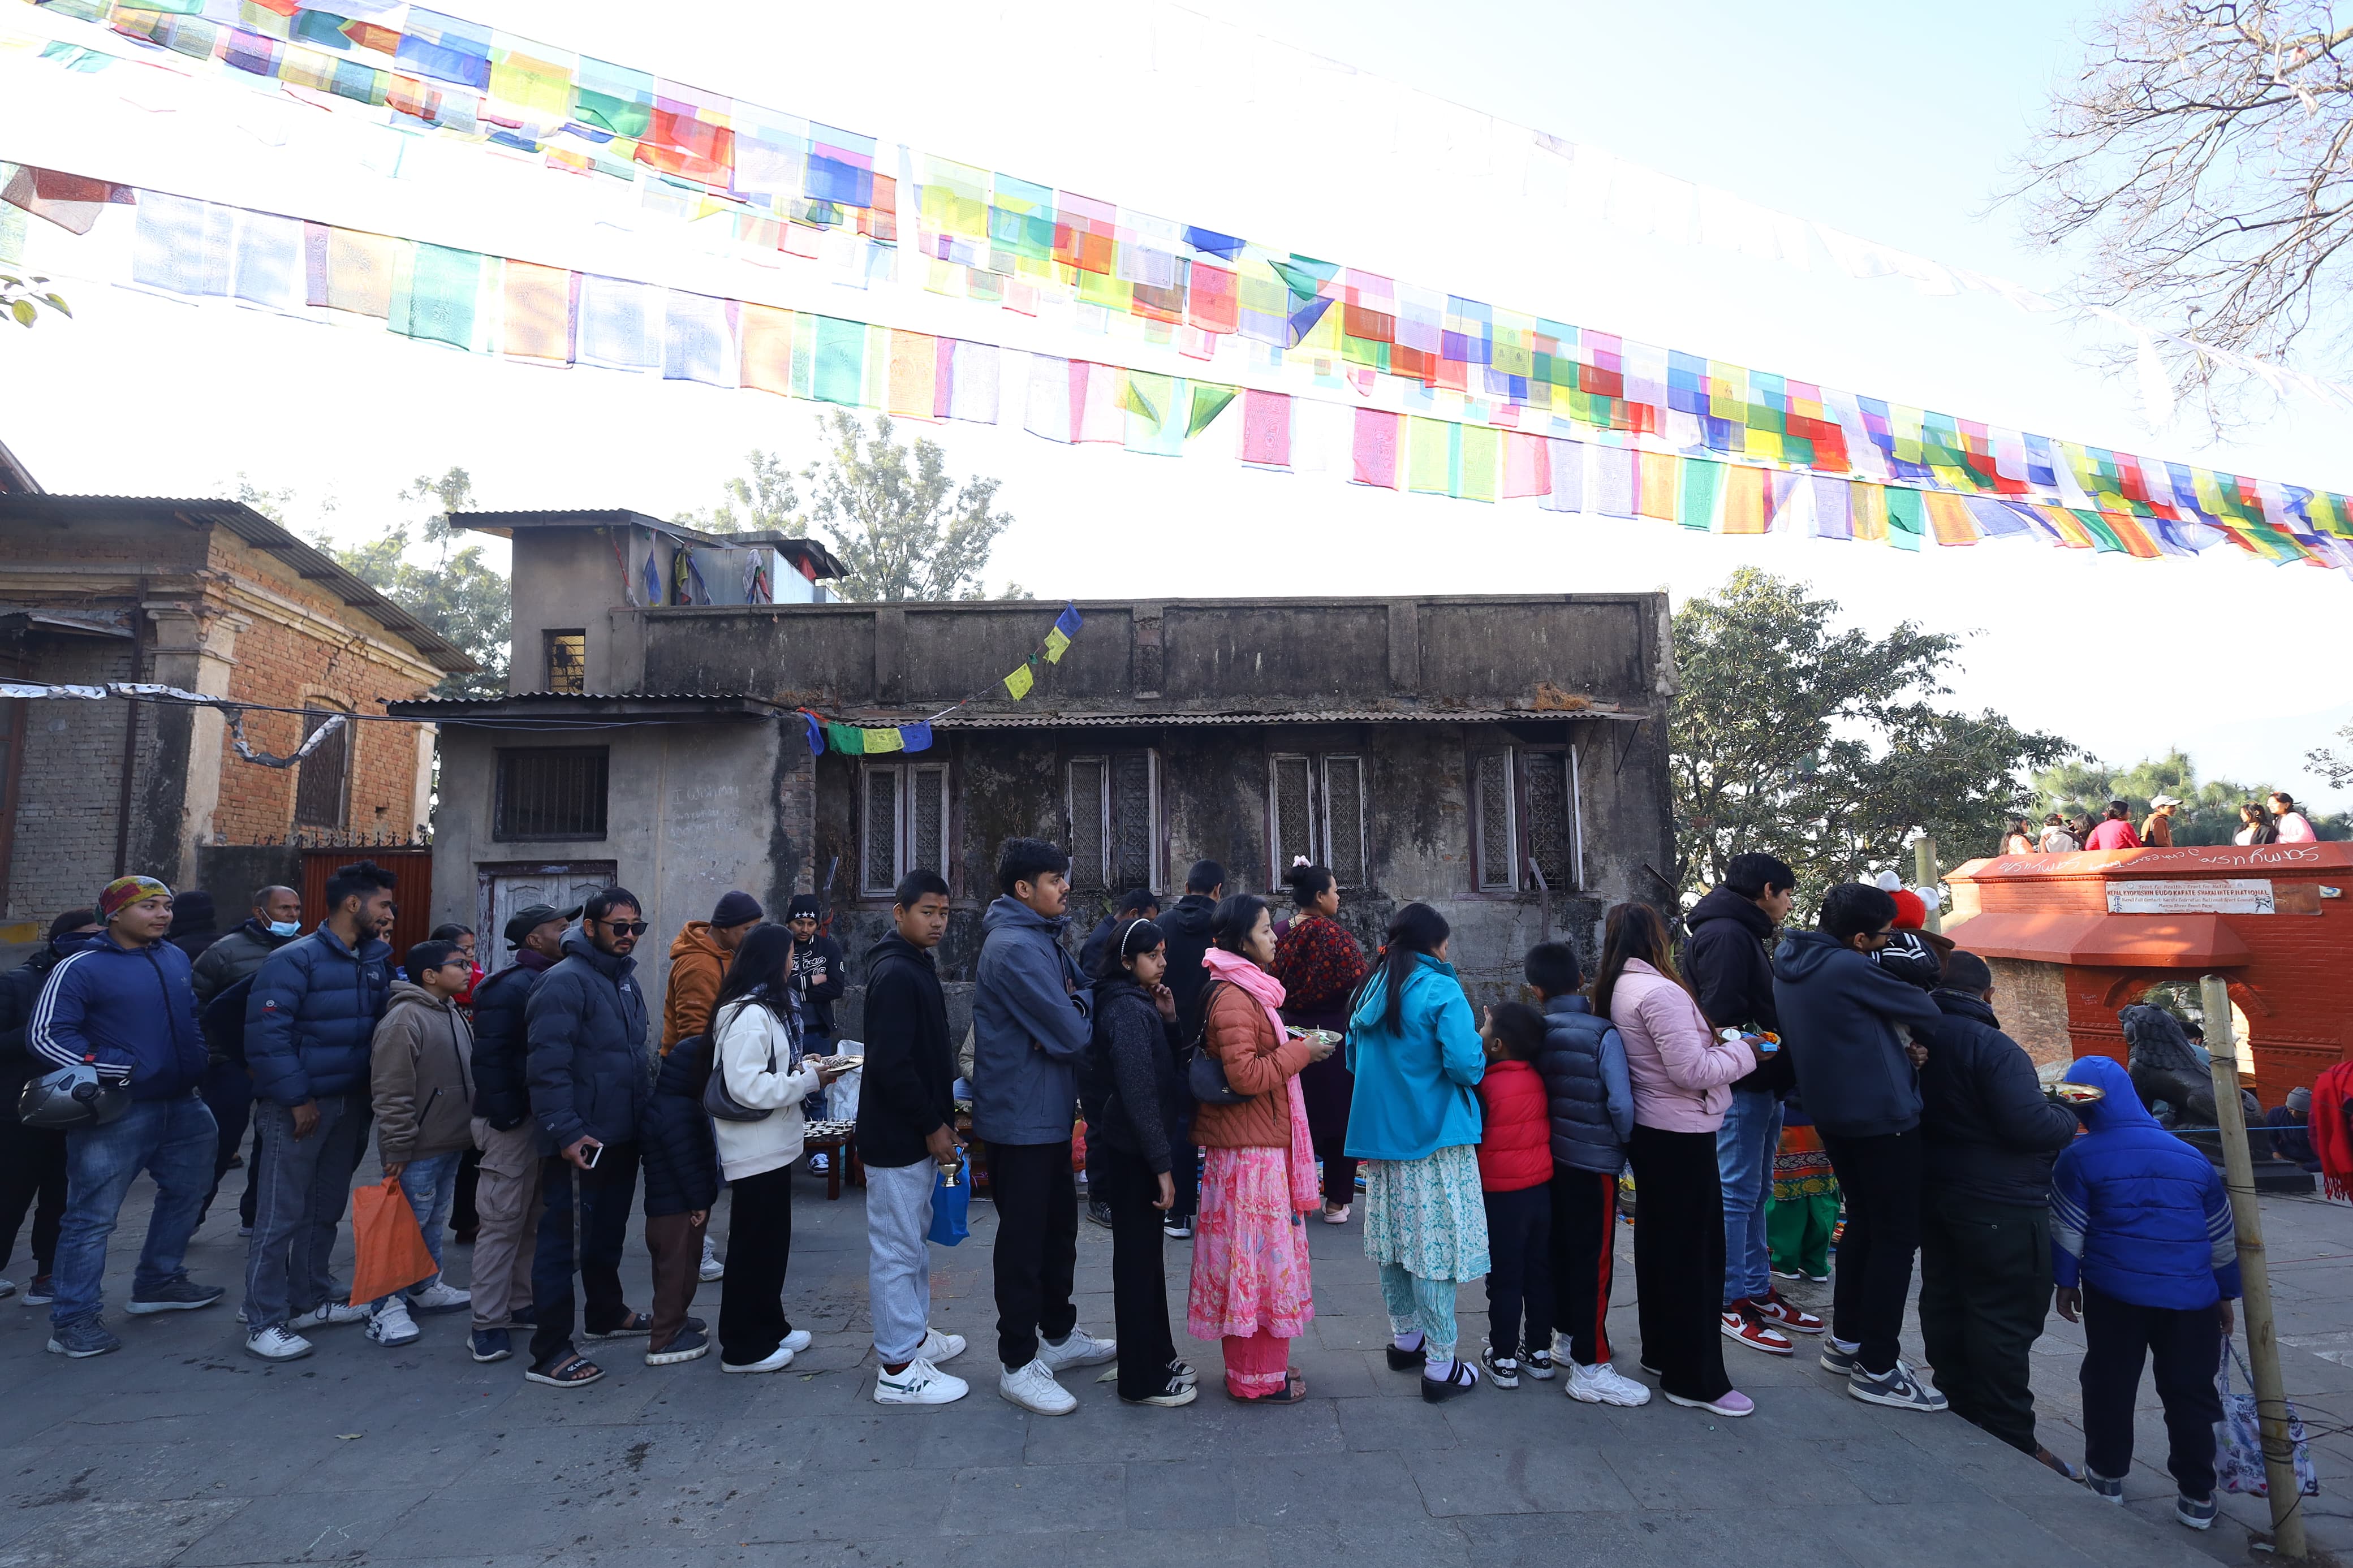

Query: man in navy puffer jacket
239 860 397 1360
2052 1052 2239 1527
31 878 225 1357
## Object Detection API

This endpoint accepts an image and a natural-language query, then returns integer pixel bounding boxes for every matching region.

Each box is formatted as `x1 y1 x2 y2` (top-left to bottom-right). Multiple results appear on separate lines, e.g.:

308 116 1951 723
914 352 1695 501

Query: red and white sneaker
1753 1290 1825 1336
1720 1302 1794 1356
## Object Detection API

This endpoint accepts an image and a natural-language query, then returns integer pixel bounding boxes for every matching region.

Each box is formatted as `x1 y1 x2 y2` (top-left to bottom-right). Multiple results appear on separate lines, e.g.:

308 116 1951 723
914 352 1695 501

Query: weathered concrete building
0 493 472 934
397 510 1676 1022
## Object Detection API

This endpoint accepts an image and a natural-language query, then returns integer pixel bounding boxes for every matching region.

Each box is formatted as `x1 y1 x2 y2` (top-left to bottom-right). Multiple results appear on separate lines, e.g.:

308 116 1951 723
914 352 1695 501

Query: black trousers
1169 1126 1199 1223
451 1147 481 1236
1918 1189 2051 1454
1818 1128 1924 1376
528 1142 641 1369
2080 1282 2224 1498
1548 1164 1619 1367
717 1164 796 1366
988 1139 1079 1369
195 1060 252 1227
0 1118 67 1276
1098 1145 1177 1399
1626 1125 1730 1402
1483 1183 1553 1357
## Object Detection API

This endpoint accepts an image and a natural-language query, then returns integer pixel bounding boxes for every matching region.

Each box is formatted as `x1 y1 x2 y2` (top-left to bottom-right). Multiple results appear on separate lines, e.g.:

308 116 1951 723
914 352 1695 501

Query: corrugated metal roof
902 707 1648 729
385 691 783 725
450 510 847 578
0 495 475 670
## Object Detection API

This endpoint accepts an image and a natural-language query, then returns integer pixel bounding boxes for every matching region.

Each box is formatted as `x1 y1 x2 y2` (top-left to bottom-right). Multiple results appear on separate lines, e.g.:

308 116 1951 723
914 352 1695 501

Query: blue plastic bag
926 1157 969 1247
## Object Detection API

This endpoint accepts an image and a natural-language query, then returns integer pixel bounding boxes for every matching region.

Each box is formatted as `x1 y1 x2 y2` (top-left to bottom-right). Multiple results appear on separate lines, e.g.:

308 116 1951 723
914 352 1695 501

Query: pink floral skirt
1186 1145 1315 1344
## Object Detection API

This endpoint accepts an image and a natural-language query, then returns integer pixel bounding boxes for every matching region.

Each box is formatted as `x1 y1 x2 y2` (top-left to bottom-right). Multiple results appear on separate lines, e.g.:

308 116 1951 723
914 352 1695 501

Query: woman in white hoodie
708 925 844 1373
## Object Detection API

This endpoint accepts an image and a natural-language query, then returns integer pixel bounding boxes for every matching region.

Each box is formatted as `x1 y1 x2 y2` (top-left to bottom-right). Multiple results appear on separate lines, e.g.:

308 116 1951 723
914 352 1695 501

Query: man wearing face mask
191 887 304 1233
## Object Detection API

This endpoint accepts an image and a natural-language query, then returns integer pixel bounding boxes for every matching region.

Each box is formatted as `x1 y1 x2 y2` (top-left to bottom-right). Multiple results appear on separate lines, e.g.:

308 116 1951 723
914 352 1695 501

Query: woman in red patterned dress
1272 861 1370 1224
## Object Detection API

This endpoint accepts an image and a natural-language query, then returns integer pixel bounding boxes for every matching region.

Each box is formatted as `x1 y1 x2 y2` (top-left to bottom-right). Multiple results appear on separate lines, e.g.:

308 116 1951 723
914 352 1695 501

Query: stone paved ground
0 1156 2340 1568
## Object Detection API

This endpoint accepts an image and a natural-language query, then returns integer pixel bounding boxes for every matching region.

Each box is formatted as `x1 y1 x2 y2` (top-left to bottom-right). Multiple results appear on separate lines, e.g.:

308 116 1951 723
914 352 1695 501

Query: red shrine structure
1944 842 2352 1105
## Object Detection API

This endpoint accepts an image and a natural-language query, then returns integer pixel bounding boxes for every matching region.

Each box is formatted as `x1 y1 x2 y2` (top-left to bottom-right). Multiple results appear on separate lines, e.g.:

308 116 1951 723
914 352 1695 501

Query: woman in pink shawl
1186 894 1334 1402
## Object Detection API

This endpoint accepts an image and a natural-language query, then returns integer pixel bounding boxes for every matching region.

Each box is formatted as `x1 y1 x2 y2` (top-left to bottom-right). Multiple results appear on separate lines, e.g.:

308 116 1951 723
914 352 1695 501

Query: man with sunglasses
522 888 659 1388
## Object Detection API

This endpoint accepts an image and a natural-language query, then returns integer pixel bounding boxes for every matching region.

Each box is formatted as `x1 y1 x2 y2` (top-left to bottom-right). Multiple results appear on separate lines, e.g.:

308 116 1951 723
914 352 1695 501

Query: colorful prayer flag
1003 662 1035 701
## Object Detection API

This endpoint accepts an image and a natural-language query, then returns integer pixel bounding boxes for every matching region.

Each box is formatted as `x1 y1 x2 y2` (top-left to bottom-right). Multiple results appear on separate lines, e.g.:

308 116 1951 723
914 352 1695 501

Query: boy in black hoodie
1771 882 1946 1414
857 870 969 1406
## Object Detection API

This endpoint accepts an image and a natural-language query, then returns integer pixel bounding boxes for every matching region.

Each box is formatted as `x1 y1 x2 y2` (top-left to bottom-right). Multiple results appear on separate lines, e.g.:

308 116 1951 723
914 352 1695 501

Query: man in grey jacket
971 837 1115 1415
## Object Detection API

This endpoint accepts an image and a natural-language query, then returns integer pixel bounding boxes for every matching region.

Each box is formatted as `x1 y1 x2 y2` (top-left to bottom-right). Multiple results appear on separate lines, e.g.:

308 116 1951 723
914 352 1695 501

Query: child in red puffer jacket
1477 1001 1555 1387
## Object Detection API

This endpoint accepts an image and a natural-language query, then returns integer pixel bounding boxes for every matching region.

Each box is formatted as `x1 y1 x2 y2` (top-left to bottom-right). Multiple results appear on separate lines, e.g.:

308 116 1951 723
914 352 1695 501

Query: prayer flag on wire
1003 662 1035 700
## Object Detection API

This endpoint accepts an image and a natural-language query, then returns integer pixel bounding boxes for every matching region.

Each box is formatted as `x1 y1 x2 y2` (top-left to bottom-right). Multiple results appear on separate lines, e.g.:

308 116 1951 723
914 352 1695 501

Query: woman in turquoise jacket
1344 903 1489 1402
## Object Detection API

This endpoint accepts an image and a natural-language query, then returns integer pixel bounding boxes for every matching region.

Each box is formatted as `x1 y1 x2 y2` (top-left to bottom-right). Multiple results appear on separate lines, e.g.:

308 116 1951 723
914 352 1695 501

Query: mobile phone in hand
581 1141 603 1169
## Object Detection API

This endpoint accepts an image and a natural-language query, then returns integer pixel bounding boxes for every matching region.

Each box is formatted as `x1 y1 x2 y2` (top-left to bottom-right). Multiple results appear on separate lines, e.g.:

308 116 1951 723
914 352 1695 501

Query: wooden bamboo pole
1912 835 1942 933
2200 973 2306 1557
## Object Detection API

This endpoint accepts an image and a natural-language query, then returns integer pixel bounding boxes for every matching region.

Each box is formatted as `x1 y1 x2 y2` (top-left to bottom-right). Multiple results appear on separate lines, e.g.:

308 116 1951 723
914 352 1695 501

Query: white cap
2150 794 2183 808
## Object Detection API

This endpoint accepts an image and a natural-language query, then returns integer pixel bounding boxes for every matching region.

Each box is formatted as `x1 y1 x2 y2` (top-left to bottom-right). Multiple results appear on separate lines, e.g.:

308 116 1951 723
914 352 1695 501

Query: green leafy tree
1670 568 2073 910
2036 749 2347 843
674 449 801 535
802 412 1020 601
308 467 510 699
1 271 69 330
2310 720 2353 791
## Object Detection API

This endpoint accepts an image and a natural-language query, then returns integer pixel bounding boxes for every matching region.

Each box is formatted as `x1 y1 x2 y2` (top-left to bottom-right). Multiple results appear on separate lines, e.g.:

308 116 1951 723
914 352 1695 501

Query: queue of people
2010 788 2321 856
0 842 2252 1531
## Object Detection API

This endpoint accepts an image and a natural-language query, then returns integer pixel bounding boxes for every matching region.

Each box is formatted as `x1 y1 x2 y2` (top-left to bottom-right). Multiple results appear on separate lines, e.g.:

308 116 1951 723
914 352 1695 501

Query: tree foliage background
679 413 1023 601
1669 569 2072 911
2010 1 2353 430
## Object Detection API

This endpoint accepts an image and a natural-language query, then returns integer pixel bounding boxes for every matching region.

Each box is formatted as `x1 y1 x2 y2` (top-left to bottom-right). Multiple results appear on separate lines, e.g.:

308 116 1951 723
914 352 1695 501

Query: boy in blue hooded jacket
2050 1052 2238 1531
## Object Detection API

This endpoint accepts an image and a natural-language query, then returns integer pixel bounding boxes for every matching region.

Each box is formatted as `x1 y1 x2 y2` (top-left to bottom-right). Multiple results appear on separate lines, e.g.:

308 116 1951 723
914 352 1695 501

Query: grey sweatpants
866 1159 936 1363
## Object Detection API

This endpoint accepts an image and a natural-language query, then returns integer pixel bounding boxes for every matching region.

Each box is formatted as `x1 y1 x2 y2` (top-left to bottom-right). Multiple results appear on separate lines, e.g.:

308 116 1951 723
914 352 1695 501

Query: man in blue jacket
1772 882 1946 1414
2053 1052 2239 1531
31 876 223 1357
972 837 1113 1415
522 888 656 1389
239 859 397 1362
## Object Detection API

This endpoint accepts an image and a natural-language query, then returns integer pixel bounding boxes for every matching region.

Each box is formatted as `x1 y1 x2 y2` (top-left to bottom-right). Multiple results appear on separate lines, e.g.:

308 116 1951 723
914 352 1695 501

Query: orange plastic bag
347 1175 438 1306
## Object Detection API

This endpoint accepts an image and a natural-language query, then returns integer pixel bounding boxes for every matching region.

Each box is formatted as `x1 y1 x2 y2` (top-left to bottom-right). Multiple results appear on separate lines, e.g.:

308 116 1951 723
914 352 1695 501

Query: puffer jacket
1192 982 1310 1150
1683 884 1794 1096
2052 1053 2240 1310
244 925 394 1107
525 931 653 1154
661 921 730 1051
969 896 1091 1145
1607 959 1754 1133
27 933 207 1101
469 948 551 1131
369 980 476 1164
1476 1059 1551 1191
641 1033 721 1216
192 919 295 1005
1535 995 1634 1175
1916 988 2078 1207
1343 953 1485 1162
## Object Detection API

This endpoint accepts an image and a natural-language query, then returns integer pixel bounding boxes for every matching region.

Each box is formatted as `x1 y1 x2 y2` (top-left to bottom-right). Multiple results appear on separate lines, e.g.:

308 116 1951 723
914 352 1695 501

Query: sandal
1421 1358 1481 1403
582 1312 652 1340
1231 1371 1308 1405
524 1354 605 1388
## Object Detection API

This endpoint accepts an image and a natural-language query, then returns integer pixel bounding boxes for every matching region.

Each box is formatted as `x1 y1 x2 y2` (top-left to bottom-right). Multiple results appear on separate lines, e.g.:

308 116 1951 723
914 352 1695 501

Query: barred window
293 704 352 830
544 630 587 694
1268 753 1367 887
1071 750 1160 892
494 748 609 841
1471 746 1583 892
861 762 950 896
1473 751 1515 891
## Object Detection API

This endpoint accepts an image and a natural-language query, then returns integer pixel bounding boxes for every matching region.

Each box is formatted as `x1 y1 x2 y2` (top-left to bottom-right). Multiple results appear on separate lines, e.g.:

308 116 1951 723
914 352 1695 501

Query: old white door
478 862 615 975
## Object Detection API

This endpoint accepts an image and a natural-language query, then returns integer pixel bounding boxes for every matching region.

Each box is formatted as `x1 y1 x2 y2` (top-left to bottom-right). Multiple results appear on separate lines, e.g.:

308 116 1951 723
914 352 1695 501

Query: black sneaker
1087 1198 1114 1229
126 1277 225 1315
1818 1340 1859 1376
1521 1348 1556 1381
1479 1344 1522 1389
2083 1472 2124 1505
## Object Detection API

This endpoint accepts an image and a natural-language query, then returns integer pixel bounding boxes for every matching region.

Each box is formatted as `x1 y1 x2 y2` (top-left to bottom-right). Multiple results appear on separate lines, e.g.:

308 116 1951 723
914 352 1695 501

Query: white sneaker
807 1152 831 1174
1566 1360 1653 1407
998 1358 1077 1416
1036 1327 1116 1371
0 1277 15 1301
721 1344 796 1374
405 1281 471 1315
919 1327 968 1364
780 1328 813 1354
876 1356 969 1406
699 1237 725 1282
366 1300 420 1346
297 1302 370 1329
244 1325 313 1362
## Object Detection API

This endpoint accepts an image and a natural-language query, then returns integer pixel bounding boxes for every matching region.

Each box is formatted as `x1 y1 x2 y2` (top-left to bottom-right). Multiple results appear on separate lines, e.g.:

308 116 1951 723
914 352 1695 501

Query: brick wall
6 637 139 921
1988 956 2073 1068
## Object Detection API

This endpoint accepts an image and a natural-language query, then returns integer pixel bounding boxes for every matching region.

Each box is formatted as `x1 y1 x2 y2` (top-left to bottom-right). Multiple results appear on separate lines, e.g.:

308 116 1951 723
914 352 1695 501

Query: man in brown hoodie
662 891 764 1054
364 939 477 1347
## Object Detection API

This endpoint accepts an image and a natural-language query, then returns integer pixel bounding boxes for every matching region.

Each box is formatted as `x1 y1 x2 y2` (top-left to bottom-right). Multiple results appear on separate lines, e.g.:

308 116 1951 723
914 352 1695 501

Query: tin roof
450 509 847 578
873 706 1649 729
0 495 475 669
384 691 784 726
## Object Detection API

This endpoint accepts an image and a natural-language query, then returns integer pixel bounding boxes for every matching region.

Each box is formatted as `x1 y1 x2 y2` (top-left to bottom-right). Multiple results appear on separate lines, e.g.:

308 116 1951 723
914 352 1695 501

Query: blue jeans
1717 1088 1782 1307
51 1093 217 1329
243 1093 370 1331
372 1151 461 1306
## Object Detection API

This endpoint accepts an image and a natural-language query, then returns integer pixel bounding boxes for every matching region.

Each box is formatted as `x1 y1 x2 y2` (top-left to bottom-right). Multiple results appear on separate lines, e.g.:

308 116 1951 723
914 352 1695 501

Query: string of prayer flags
798 602 1085 756
1042 603 1083 663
